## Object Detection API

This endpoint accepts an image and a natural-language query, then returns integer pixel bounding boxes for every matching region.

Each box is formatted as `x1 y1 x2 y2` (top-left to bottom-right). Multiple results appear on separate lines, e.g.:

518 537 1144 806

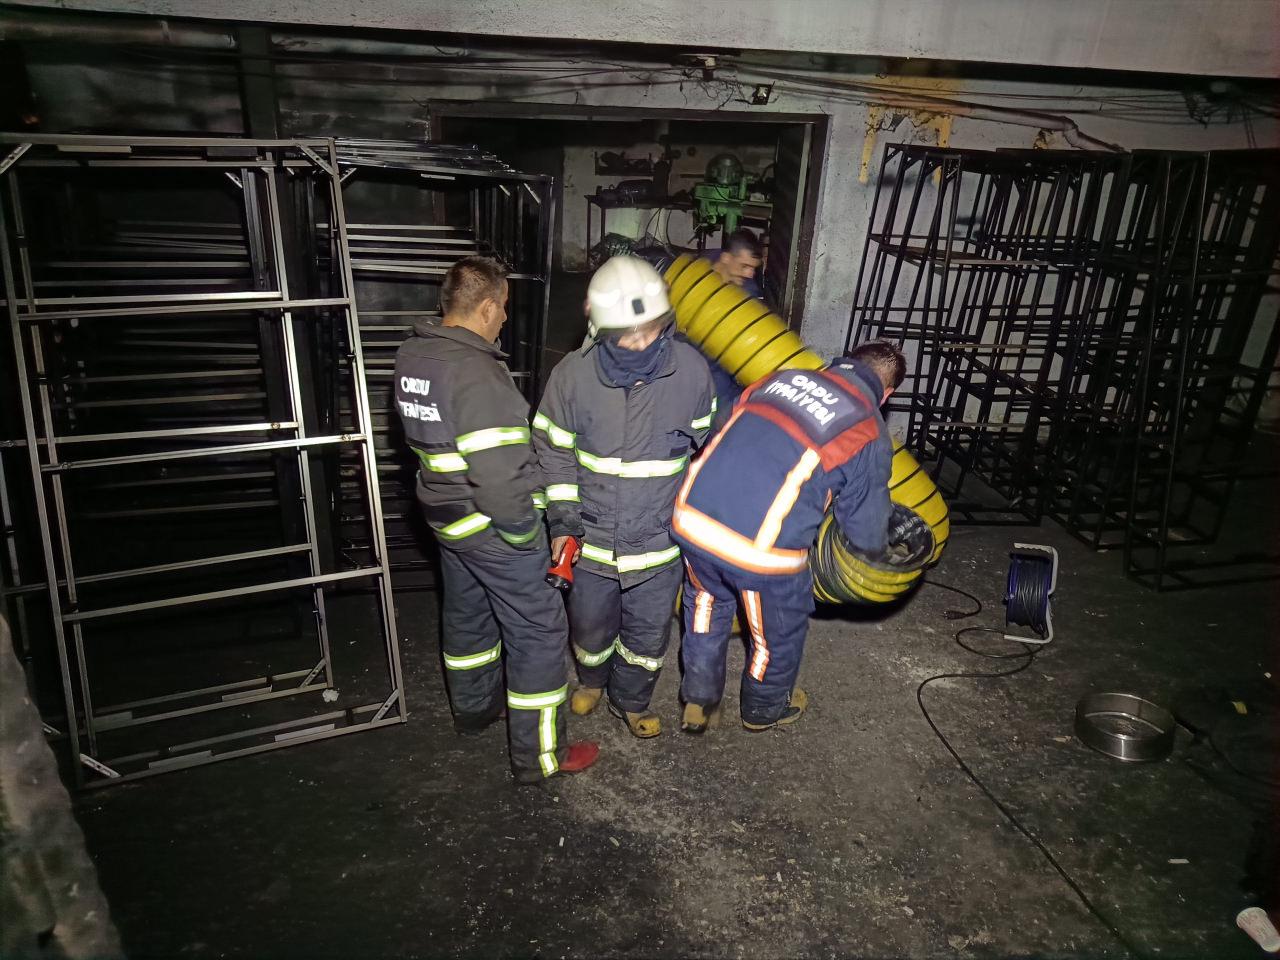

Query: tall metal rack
319 138 556 588
1117 150 1280 589
847 144 1126 522
0 134 405 786
848 142 1280 591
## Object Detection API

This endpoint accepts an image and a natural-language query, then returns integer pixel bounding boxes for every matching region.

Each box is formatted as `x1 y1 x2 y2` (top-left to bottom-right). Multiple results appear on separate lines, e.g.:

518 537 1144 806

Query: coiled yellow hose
889 442 950 567
662 254 949 604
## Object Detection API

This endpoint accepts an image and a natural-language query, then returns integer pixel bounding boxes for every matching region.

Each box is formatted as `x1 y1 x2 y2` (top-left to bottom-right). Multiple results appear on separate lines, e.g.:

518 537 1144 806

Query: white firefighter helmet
586 256 672 336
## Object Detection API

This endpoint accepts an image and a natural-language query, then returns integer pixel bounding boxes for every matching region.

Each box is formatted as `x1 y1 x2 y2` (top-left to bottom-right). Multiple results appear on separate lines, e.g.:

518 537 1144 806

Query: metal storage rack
848 142 1280 590
319 138 556 588
0 134 405 786
847 144 1126 523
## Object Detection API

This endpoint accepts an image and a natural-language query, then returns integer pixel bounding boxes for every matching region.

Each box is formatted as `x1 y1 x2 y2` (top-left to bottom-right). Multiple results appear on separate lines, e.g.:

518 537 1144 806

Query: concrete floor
70 514 1278 959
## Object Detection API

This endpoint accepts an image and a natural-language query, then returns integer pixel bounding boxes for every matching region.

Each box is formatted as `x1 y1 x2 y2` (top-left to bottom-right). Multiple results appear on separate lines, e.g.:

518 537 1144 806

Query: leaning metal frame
322 138 556 587
0 134 406 787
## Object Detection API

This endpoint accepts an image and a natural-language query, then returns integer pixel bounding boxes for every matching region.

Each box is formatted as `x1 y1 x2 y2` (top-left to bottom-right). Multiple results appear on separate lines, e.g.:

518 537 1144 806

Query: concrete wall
9 0 1280 78
13 31 1280 359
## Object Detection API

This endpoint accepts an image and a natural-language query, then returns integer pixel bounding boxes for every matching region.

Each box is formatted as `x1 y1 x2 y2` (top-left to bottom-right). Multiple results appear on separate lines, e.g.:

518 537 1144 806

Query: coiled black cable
918 577 1143 959
1005 552 1054 637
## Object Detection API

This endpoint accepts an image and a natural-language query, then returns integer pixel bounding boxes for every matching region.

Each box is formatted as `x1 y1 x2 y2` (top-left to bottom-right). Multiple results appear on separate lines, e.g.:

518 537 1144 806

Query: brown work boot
742 688 808 731
680 700 723 735
608 701 661 738
570 686 604 716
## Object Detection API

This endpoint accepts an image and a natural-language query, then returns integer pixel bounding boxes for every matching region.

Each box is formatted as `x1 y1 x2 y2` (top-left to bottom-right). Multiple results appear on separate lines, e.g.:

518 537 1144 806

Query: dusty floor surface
74 520 1277 960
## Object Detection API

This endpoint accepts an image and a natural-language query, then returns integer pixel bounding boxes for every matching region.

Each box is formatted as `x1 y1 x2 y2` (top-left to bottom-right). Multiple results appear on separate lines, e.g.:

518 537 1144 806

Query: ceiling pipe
744 66 1126 152
0 8 235 49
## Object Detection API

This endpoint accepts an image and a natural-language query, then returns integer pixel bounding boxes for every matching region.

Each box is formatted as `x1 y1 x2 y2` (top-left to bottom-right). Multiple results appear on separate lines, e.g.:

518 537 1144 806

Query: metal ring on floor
1074 692 1176 762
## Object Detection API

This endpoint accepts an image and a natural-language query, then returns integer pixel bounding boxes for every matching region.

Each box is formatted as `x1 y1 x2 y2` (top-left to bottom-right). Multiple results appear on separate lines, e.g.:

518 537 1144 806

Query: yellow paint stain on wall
859 104 885 184
858 73 961 186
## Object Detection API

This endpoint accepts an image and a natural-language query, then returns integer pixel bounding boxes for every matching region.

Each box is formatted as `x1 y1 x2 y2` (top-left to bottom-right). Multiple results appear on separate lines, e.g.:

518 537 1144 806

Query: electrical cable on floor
917 578 1145 960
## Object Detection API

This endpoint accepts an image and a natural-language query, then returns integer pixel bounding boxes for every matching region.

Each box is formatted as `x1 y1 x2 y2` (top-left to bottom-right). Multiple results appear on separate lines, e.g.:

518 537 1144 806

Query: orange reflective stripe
755 448 821 550
672 505 809 574
693 590 714 633
684 557 706 593
741 590 769 681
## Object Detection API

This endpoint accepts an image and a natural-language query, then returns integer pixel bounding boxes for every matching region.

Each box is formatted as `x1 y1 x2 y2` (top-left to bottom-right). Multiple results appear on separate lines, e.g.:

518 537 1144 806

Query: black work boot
742 688 808 731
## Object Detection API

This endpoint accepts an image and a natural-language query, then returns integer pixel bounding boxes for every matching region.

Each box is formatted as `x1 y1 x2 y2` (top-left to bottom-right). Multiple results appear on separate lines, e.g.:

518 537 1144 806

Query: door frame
428 99 828 324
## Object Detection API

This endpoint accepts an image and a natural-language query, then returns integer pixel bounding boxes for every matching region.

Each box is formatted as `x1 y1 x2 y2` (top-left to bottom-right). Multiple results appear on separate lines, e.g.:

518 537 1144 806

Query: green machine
692 153 749 235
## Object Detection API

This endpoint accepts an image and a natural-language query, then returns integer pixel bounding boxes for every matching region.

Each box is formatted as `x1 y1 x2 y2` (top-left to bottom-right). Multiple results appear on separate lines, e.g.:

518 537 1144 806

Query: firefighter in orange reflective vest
670 341 907 732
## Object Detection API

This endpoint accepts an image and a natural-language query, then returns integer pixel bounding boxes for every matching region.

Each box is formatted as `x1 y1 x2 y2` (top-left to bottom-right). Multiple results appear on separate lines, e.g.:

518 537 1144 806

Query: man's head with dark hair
714 228 763 289
847 340 907 399
441 256 510 342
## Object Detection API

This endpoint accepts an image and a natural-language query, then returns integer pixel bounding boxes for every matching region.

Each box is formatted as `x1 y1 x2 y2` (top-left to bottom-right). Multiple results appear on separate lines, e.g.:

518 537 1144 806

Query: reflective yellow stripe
436 512 492 540
443 641 502 670
574 640 615 667
498 524 539 546
691 397 717 431
614 639 663 672
546 483 580 503
455 426 530 455
415 449 468 473
508 685 569 710
579 543 681 573
435 493 544 543
532 412 576 449
538 706 558 776
575 448 688 478
755 448 821 549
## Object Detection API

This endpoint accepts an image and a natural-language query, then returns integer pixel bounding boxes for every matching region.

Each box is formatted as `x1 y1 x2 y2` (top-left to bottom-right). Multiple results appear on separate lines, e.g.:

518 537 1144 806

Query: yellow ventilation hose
665 254 824 386
889 442 950 567
662 254 950 604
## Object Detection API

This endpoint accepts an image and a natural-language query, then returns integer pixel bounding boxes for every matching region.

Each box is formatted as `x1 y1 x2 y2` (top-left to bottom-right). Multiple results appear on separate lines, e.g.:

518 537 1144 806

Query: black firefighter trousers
568 562 682 713
437 529 570 780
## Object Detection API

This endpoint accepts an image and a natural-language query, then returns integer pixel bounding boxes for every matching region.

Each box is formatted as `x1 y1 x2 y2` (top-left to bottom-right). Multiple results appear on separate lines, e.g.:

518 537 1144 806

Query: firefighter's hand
551 536 579 565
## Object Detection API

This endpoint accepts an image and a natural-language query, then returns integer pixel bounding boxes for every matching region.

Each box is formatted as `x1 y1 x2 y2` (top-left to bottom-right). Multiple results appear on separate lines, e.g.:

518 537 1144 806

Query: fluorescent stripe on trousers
508 686 568 777
692 590 714 634
574 640 615 667
443 640 501 670
741 590 770 681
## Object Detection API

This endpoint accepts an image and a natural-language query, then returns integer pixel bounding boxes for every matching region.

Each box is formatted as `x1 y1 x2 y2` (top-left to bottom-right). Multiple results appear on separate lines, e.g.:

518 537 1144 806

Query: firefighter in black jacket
393 256 599 784
534 257 715 738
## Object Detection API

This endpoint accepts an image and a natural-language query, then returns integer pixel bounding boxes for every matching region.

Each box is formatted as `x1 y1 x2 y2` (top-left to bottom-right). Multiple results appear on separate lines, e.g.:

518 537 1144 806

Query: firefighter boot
608 700 661 738
742 687 808 731
514 741 601 785
680 700 723 735
570 686 604 716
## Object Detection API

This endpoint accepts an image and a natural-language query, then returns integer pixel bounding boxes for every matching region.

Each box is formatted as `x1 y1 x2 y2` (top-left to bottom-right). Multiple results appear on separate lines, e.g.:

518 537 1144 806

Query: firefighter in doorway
534 256 715 738
393 255 599 784
671 341 906 733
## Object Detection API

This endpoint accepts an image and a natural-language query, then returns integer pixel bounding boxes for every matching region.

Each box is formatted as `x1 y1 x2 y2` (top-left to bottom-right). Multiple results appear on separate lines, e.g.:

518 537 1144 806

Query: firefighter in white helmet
533 256 715 737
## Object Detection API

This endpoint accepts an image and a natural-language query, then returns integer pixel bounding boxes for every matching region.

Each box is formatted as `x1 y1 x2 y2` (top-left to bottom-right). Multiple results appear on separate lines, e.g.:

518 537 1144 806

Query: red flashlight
546 537 579 592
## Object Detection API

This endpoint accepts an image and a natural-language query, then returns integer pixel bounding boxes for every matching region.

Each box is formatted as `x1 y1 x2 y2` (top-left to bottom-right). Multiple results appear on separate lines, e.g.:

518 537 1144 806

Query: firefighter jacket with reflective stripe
533 336 715 587
671 358 893 580
393 319 542 551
